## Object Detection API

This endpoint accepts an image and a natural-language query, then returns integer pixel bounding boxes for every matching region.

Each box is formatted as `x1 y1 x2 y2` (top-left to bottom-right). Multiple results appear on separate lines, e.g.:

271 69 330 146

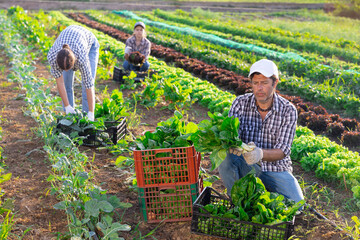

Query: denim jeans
123 60 150 72
218 153 304 204
62 39 100 113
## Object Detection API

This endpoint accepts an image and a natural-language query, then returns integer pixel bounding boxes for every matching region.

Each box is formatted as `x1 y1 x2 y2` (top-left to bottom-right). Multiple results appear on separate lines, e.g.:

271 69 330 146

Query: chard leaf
59 119 73 126
209 148 227 170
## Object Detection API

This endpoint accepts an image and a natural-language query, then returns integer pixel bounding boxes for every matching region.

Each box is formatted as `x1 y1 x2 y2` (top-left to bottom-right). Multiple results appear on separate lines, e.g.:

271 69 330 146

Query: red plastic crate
138 181 201 223
134 146 201 188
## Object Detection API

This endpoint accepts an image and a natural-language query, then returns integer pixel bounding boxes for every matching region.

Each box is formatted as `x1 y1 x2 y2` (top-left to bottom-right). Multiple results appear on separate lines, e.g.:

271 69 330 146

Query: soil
0 33 358 240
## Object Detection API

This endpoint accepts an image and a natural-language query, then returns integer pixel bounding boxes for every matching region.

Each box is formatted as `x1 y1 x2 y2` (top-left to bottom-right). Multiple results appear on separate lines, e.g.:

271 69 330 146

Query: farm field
0 5 359 240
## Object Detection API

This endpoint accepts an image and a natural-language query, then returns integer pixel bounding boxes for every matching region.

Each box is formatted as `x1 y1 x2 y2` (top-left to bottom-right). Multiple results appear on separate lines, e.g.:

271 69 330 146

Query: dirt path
0 51 68 239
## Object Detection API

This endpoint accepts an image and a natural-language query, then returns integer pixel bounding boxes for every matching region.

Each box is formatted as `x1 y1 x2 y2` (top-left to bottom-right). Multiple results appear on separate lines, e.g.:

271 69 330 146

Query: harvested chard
190 112 255 170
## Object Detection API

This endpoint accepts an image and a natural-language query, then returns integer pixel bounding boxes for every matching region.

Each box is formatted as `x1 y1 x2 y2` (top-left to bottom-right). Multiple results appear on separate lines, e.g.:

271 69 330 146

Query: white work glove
87 111 94 121
125 46 132 55
243 142 263 165
229 147 243 156
65 105 75 114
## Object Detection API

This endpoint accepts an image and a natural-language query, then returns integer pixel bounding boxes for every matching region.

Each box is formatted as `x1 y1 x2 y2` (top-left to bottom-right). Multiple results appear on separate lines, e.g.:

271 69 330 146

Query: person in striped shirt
219 59 304 204
48 25 100 121
123 22 151 72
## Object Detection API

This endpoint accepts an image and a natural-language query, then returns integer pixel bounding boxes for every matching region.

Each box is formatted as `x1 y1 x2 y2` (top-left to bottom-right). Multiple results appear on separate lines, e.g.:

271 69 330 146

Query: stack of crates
134 146 202 223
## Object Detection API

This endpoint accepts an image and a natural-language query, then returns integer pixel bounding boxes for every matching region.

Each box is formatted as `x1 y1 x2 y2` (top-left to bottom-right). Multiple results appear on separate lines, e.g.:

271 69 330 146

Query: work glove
229 147 243 156
65 105 75 114
125 46 132 55
243 142 263 165
87 111 95 121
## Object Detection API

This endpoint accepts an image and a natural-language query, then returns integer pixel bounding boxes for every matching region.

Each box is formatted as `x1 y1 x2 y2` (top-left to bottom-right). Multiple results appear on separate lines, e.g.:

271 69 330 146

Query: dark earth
0 3 359 239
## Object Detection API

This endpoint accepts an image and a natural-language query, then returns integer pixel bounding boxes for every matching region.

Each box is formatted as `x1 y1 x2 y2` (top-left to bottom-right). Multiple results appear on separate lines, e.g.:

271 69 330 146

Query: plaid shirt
125 36 151 60
229 93 297 172
47 25 97 89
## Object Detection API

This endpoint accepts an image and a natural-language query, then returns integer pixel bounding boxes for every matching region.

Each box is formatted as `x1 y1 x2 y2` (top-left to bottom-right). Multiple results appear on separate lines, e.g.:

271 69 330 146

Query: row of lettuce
4 8 132 239
150 9 360 67
85 10 360 118
5 6 360 237
35 8 360 207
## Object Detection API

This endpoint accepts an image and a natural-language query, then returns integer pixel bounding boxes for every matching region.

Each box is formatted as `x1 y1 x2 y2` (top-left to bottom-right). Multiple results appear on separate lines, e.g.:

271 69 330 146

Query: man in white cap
219 59 304 204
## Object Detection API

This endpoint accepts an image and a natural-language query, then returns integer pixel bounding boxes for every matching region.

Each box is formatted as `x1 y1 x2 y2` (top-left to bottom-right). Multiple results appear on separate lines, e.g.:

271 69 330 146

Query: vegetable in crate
54 111 110 145
190 111 255 170
200 173 304 238
135 111 198 150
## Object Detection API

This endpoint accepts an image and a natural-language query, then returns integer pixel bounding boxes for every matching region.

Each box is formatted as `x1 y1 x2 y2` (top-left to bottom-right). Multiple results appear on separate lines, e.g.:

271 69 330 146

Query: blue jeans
62 39 100 113
123 60 150 72
218 153 304 204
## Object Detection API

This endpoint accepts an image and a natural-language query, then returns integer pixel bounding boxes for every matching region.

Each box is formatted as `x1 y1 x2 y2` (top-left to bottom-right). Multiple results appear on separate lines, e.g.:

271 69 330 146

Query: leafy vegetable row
7 7 132 239
118 10 360 98
142 10 360 73
152 9 360 64
85 10 360 118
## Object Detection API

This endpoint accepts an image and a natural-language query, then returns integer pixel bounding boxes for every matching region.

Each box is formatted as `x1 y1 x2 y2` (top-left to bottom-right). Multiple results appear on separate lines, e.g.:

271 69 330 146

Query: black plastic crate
191 187 295 240
104 117 127 145
56 117 127 148
113 66 157 84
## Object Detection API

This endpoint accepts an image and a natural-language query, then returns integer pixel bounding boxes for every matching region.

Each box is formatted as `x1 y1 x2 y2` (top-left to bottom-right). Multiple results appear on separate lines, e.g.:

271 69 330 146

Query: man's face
251 74 278 104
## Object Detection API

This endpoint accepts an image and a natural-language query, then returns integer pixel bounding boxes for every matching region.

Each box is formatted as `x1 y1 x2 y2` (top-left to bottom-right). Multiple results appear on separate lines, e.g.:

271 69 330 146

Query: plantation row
22 7 360 208
2 6 360 238
127 10 360 98
68 11 360 148
151 9 360 65
85 10 360 118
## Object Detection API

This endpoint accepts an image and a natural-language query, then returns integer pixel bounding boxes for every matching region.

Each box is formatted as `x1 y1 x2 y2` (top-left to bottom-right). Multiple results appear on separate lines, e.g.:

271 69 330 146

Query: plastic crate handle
193 187 231 212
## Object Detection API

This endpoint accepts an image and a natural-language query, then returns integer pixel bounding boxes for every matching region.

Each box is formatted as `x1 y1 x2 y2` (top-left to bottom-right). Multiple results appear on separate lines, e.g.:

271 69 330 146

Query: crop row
142 10 360 73
85 10 360 118
117 10 360 98
7 7 132 239
53 10 360 203
9 6 360 223
151 9 360 64
69 12 360 148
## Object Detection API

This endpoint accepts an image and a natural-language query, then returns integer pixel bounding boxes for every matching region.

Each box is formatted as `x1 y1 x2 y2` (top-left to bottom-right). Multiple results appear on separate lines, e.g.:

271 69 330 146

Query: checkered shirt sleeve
47 25 96 89
229 93 297 172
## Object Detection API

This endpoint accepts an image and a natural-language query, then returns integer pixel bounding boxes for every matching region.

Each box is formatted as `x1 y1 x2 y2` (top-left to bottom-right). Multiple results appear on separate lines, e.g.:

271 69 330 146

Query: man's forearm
56 76 70 106
86 87 95 112
261 148 285 162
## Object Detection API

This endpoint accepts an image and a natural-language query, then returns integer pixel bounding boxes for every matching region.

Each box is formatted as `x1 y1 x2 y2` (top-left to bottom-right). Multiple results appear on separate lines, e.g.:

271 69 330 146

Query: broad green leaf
209 148 227 171
53 201 67 210
98 200 114 213
85 199 100 217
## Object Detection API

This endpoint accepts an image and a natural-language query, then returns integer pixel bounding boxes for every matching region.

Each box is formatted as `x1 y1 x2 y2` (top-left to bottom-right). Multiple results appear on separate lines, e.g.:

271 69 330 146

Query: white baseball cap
248 59 279 79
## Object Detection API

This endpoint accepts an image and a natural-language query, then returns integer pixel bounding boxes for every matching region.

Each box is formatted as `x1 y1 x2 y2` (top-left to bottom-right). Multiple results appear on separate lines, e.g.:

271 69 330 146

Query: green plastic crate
138 182 200 223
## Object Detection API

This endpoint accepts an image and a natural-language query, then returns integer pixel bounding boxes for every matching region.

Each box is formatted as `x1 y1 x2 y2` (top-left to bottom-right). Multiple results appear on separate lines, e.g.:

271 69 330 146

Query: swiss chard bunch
135 111 198 150
202 172 305 226
128 51 145 66
230 172 305 225
95 89 129 122
190 112 254 170
56 111 105 136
